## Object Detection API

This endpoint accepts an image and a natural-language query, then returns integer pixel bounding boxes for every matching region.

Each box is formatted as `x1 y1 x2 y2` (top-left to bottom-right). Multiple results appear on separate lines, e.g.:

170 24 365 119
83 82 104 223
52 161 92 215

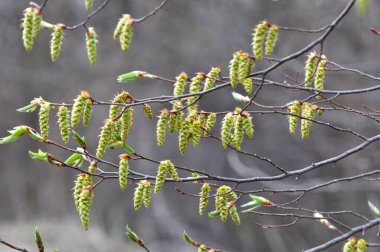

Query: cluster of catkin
343 238 367 252
229 51 255 92
304 52 328 99
154 160 179 193
252 20 279 61
287 100 324 139
221 108 254 150
21 4 136 64
96 91 134 158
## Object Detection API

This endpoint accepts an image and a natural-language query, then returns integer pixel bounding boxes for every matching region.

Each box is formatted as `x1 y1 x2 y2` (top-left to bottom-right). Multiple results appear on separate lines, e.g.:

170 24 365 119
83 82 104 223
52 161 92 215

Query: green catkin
204 112 216 137
39 102 50 140
221 113 234 148
142 181 152 208
121 107 133 143
96 119 114 158
252 21 269 61
166 160 179 181
314 56 327 99
113 16 125 39
118 154 129 191
288 100 302 134
156 109 169 146
199 183 210 215
133 182 144 211
85 0 93 10
188 72 206 111
173 72 188 96
32 8 42 38
304 51 317 87
356 239 367 252
71 91 90 129
88 161 97 173
192 120 202 147
242 113 254 138
168 112 177 134
109 92 127 119
242 78 253 94
179 118 191 155
83 98 93 127
300 103 317 140
233 114 244 150
229 52 240 89
120 15 133 52
175 110 184 132
343 238 356 252
154 161 168 193
216 186 229 223
22 8 34 52
57 105 70 143
265 24 279 56
86 27 97 65
73 173 90 212
111 120 122 143
204 66 220 91
78 187 93 230
50 24 65 62
238 52 250 83
142 103 153 120
229 205 241 225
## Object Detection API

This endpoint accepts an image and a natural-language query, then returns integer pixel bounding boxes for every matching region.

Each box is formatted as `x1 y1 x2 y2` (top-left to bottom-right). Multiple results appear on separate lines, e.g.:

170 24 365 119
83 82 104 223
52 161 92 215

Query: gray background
1 0 380 251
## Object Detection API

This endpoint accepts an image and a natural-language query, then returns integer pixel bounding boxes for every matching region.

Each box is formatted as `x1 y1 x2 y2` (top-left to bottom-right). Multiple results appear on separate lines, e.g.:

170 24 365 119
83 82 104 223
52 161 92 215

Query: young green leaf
29 150 49 161
368 201 380 217
35 226 44 252
64 153 83 166
117 71 157 83
72 130 86 148
17 99 40 112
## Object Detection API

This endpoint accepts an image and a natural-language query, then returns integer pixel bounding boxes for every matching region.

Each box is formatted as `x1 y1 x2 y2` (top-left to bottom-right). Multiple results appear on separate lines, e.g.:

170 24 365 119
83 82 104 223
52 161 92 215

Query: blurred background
1 0 380 251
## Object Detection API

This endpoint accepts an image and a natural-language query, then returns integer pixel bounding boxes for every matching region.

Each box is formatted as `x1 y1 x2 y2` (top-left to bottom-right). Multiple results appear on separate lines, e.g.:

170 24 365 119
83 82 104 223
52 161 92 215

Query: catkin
86 27 97 65
32 8 42 38
252 21 269 61
73 173 90 212
142 103 153 120
233 114 244 150
121 107 133 143
154 161 167 193
179 118 191 155
203 67 220 91
356 239 367 252
50 24 65 62
304 51 317 87
229 52 240 89
204 113 216 137
173 72 188 96
78 187 93 230
221 113 234 148
109 92 127 119
38 102 50 140
96 119 114 158
111 120 122 143
238 52 250 83
288 100 302 134
242 78 253 94
83 98 93 127
71 91 90 129
242 113 254 138
229 205 241 225
188 72 206 111
142 181 152 208
301 103 317 140
314 56 327 99
119 154 129 191
216 186 229 223
192 120 202 147
57 105 70 143
166 160 179 181
199 183 210 215
343 238 356 252
22 8 34 51
133 182 144 211
265 25 279 56
156 109 169 146
120 15 133 52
